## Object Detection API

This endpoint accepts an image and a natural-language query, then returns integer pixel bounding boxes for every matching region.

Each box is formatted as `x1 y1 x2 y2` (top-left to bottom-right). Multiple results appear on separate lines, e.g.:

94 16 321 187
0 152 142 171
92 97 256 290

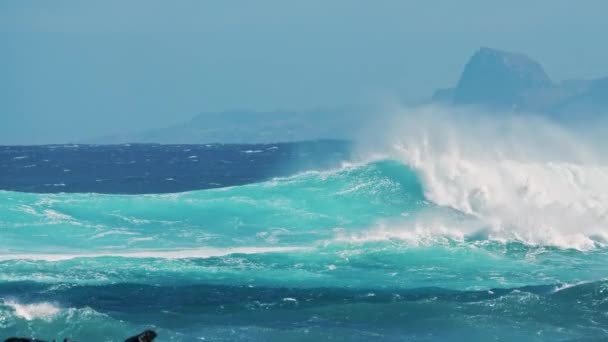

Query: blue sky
2 0 607 144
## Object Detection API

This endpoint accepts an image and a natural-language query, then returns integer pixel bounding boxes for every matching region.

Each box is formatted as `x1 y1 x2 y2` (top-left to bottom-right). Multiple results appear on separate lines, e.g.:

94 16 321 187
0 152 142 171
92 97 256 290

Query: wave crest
369 106 608 250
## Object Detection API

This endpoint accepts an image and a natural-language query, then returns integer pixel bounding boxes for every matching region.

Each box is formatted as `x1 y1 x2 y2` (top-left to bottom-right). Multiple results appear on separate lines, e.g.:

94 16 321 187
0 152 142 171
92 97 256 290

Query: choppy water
1 136 608 341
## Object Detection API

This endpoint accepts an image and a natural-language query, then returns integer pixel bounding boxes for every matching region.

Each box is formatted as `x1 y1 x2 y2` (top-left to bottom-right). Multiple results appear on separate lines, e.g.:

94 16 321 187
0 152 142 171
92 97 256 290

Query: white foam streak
0 246 307 262
335 225 465 246
333 211 485 247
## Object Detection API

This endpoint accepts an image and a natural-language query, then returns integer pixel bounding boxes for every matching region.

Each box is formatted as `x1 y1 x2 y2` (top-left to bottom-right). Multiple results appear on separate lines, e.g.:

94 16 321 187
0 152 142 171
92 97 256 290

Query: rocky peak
453 47 553 108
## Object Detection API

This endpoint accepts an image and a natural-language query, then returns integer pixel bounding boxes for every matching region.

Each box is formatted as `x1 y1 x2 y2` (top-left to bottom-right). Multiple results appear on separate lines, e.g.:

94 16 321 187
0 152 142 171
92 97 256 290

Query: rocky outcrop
3 330 157 342
433 47 608 116
454 47 552 108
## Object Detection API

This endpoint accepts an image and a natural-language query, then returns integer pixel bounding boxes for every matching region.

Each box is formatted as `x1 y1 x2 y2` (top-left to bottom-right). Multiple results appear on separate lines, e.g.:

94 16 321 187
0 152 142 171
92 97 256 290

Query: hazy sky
2 0 607 144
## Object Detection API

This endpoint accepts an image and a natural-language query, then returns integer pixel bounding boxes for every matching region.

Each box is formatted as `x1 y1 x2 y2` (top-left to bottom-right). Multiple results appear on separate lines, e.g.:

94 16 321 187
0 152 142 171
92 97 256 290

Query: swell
2 240 607 291
0 160 425 253
2 280 607 341
2 279 605 309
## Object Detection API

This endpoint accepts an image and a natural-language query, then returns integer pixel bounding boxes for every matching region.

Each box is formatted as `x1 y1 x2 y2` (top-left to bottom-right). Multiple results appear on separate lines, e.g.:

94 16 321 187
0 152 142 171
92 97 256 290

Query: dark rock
124 330 157 342
4 331 156 342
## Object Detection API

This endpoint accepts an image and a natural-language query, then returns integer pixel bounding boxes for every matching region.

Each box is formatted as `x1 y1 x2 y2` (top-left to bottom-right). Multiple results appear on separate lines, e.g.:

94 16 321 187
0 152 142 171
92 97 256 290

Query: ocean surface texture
1 141 607 341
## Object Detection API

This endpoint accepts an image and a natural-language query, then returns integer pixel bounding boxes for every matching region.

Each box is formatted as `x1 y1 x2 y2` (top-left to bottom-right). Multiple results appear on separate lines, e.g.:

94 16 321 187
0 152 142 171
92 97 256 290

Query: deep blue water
0 141 351 194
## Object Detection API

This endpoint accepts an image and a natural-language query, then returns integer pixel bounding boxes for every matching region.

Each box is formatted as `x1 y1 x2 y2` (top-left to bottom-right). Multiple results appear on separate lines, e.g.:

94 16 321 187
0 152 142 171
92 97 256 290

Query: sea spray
360 105 608 249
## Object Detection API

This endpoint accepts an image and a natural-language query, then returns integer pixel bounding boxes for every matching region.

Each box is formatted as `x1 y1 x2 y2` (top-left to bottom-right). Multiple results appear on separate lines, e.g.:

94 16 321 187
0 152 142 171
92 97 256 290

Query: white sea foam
11 205 79 225
263 160 369 186
43 209 76 223
332 212 484 247
3 300 60 321
364 105 608 250
552 280 595 293
0 246 307 262
91 230 138 239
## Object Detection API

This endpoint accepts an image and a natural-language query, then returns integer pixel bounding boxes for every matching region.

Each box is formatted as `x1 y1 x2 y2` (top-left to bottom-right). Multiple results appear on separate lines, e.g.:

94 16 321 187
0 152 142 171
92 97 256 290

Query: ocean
1 132 608 341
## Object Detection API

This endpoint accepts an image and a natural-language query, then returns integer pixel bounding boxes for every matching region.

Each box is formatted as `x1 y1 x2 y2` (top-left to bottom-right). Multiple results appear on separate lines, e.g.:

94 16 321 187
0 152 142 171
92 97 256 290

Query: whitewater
1 108 608 341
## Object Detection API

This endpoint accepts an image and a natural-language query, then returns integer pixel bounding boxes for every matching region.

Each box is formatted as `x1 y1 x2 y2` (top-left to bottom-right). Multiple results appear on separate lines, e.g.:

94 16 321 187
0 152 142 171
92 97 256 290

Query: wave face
2 120 608 341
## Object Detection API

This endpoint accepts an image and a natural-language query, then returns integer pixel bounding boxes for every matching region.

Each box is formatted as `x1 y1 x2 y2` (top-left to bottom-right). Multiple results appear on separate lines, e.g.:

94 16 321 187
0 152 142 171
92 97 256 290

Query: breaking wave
361 106 608 250
3 108 608 340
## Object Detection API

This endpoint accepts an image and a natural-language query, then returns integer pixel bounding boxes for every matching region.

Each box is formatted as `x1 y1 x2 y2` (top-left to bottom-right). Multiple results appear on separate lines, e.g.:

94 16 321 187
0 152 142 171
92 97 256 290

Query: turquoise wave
1 160 608 340
0 160 425 253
